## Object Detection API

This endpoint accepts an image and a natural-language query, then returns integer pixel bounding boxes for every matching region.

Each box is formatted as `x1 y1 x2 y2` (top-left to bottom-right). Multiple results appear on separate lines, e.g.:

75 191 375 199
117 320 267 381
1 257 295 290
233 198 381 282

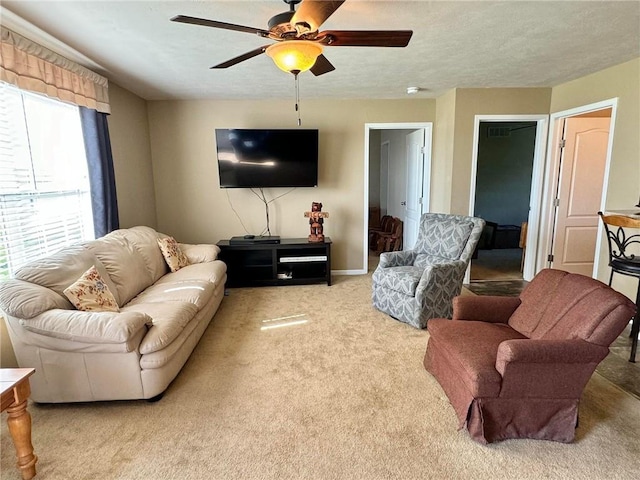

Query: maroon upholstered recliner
424 269 636 444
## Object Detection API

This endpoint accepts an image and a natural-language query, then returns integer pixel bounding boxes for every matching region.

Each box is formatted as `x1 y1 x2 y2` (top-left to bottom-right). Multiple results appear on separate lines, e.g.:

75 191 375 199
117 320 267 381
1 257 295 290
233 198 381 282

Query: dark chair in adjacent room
598 211 640 362
424 269 636 444
374 217 403 254
372 213 485 329
368 206 381 230
369 214 393 251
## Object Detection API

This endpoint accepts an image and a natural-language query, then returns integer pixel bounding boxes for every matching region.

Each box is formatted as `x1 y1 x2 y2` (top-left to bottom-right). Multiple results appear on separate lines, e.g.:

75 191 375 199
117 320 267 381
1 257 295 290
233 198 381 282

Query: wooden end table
1 368 38 479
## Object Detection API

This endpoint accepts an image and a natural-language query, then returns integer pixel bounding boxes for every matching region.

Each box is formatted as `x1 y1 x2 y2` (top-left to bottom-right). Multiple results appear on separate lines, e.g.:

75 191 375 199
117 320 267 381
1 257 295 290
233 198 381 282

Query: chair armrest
378 250 416 268
415 261 468 313
179 243 220 263
452 296 521 323
497 339 608 366
19 309 151 345
496 338 610 398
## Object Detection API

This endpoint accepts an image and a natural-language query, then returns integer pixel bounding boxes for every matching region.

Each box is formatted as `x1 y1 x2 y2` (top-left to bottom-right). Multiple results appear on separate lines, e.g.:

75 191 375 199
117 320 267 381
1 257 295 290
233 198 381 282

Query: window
0 83 94 280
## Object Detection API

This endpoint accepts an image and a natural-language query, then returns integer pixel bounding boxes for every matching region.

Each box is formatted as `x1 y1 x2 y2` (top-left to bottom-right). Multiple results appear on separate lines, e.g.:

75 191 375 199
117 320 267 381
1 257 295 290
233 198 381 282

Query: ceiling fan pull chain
294 72 302 126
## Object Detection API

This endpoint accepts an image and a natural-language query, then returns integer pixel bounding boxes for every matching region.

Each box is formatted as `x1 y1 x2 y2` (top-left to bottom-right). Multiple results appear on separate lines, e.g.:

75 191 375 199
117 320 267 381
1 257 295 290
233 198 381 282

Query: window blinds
0 83 94 280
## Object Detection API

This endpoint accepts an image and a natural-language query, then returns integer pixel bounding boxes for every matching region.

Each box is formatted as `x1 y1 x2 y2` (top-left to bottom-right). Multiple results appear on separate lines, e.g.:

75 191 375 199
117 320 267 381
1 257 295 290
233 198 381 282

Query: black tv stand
217 237 331 287
229 235 281 245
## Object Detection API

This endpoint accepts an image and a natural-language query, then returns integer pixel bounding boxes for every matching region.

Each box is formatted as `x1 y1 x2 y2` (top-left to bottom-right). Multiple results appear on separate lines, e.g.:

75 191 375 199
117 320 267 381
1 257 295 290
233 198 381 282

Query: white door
404 129 426 249
380 141 389 216
550 116 610 275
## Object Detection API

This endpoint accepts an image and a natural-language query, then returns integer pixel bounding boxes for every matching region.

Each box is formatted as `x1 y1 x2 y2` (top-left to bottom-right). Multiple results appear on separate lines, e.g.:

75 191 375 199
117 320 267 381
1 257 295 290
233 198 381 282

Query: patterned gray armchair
372 213 485 329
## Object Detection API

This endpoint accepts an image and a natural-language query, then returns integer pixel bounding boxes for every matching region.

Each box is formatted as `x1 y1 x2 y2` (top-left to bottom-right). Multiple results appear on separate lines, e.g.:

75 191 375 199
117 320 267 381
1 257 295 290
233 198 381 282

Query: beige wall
1 318 18 367
550 58 640 298
432 89 457 213
107 82 157 229
147 99 436 271
550 58 639 211
450 88 552 215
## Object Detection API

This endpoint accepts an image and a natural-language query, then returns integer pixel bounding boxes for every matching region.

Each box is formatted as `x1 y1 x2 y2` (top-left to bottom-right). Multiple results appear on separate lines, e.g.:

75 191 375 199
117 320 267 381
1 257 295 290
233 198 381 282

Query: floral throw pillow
63 265 120 312
157 236 190 273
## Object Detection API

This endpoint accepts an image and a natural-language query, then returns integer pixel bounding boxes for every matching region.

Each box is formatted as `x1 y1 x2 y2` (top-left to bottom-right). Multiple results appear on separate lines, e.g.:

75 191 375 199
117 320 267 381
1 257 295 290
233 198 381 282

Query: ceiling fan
171 0 413 76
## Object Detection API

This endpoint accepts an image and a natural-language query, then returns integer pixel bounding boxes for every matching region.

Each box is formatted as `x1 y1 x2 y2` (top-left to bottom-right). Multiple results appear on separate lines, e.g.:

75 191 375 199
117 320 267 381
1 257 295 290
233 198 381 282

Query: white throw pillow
63 265 119 312
157 236 190 272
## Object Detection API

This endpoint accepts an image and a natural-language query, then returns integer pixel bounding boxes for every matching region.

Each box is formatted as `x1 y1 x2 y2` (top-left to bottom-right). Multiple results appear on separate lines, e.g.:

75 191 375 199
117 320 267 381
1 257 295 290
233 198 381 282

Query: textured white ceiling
2 1 639 101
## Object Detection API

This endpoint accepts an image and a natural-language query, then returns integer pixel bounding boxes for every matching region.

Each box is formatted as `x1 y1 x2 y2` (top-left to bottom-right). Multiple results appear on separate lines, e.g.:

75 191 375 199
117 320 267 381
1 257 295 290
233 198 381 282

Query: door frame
404 128 429 249
380 140 390 217
467 114 549 283
537 98 618 278
364 122 433 274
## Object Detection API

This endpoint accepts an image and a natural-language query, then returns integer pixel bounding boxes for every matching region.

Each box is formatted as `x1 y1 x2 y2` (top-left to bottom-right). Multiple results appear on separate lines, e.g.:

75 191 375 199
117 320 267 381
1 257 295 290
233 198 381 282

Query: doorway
364 123 432 273
467 115 549 284
538 101 616 277
471 121 537 282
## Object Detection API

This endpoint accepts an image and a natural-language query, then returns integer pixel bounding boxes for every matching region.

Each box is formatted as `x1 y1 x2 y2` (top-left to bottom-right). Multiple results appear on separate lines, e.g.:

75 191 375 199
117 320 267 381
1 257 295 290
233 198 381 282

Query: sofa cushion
63 265 120 312
158 237 189 273
153 261 227 289
180 244 220 264
116 226 168 283
12 244 120 304
84 234 153 306
123 301 199 355
20 309 151 345
127 280 215 310
427 319 527 397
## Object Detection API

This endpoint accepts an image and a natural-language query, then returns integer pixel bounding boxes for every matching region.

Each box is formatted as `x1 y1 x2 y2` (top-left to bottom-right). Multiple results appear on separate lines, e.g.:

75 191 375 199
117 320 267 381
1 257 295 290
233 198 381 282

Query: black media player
229 236 281 245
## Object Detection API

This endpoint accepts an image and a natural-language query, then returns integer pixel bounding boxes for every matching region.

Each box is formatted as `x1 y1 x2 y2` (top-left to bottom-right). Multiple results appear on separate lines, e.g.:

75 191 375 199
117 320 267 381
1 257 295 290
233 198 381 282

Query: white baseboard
331 269 367 276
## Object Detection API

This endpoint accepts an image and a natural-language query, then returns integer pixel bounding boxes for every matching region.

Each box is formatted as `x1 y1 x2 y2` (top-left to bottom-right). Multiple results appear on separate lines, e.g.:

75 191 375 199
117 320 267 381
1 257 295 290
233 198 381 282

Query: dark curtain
80 106 119 238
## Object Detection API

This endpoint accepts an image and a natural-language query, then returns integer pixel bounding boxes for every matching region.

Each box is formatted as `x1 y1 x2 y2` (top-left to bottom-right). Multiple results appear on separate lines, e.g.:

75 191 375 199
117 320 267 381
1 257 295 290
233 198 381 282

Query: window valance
0 26 110 113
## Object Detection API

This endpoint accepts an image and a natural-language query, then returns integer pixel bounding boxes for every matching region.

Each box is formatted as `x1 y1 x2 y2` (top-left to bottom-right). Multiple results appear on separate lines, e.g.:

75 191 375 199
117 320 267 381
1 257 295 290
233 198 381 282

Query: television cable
250 187 297 237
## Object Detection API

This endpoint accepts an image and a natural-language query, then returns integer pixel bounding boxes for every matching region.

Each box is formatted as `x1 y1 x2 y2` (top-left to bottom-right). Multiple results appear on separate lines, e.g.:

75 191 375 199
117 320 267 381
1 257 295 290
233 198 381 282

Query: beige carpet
2 274 639 480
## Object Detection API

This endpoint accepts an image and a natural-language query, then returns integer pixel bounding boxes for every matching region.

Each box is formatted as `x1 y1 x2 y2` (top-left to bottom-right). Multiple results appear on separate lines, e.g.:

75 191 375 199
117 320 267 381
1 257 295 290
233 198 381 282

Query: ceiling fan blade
291 0 345 32
310 55 335 76
211 45 270 69
320 30 413 47
171 15 270 36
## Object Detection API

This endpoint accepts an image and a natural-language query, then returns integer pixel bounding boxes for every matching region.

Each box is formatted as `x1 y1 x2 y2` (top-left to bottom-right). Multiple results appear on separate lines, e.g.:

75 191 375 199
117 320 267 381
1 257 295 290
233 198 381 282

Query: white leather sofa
0 226 227 403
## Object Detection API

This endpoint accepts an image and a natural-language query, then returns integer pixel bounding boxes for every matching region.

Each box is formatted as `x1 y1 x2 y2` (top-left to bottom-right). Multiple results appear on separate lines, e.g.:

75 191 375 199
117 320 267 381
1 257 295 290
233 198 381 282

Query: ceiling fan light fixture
266 40 323 74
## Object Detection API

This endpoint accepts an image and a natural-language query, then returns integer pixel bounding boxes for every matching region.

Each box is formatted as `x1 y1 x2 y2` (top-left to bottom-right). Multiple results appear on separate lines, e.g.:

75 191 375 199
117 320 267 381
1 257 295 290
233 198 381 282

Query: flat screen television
215 128 318 188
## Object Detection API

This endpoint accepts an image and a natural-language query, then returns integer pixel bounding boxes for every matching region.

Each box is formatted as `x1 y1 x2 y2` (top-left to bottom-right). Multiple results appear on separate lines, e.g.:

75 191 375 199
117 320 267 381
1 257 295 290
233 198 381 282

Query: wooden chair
519 221 528 271
368 206 381 230
376 217 403 253
598 211 640 362
369 215 393 251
